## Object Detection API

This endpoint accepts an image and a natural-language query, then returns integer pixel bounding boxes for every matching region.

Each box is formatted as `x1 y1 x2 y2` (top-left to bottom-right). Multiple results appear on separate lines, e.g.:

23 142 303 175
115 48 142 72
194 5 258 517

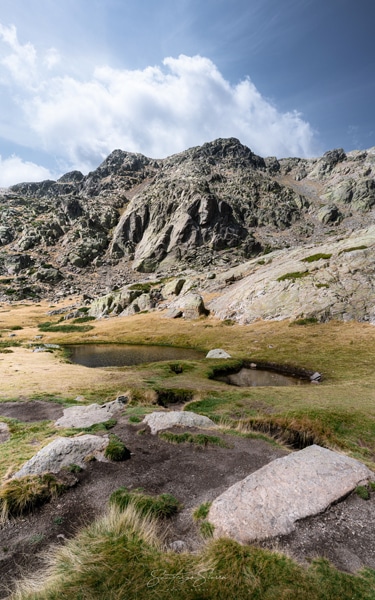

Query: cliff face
0 138 374 322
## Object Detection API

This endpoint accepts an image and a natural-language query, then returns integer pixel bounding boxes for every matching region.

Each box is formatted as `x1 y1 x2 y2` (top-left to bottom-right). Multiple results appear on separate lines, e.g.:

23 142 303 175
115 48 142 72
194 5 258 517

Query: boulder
208 445 373 543
142 411 217 435
167 293 208 319
162 278 186 297
206 349 232 359
55 399 124 429
13 435 109 477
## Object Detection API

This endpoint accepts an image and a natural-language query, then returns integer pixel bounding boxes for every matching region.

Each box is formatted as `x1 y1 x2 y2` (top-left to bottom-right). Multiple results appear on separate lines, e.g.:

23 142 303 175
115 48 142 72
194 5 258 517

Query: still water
215 368 309 387
66 344 205 368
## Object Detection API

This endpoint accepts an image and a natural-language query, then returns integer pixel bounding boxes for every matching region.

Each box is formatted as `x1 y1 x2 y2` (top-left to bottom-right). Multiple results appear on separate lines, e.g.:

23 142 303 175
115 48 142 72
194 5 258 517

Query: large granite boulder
142 411 217 435
55 399 125 429
208 445 373 543
166 293 208 319
13 435 109 477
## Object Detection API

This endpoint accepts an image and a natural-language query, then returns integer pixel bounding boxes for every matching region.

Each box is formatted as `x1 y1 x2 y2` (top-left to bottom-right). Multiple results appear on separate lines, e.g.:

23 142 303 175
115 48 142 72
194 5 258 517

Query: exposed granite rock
142 411 217 434
166 293 208 319
55 400 124 429
208 445 373 543
0 138 374 322
206 349 232 359
13 435 109 477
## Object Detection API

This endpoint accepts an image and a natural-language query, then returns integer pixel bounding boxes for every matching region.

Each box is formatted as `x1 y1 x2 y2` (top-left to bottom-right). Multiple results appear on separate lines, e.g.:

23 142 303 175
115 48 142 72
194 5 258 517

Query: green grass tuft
110 487 181 518
355 485 370 500
11 506 375 600
104 434 131 461
159 431 228 448
193 501 211 521
0 473 66 519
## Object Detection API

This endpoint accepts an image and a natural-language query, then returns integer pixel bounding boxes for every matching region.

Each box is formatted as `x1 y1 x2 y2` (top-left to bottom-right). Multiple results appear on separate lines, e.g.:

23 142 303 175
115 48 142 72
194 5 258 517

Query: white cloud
26 54 318 169
44 47 61 70
0 23 37 88
0 23 320 184
0 155 54 187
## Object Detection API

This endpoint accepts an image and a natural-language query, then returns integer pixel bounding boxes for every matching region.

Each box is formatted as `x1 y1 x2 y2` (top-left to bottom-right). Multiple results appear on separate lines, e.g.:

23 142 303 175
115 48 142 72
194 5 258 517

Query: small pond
66 344 205 368
215 368 309 387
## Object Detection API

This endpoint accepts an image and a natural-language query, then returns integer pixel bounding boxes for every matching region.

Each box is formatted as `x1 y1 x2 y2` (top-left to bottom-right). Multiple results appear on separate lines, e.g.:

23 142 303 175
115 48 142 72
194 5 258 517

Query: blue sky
0 0 374 185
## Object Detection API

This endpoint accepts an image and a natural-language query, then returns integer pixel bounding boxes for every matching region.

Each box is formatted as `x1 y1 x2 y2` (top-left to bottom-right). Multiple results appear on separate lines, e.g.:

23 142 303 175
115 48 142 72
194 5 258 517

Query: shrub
110 487 181 518
104 434 131 461
0 473 66 519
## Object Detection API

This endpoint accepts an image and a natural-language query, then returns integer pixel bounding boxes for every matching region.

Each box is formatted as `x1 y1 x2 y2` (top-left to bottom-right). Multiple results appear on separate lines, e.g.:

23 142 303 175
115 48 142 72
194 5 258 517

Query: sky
0 0 374 186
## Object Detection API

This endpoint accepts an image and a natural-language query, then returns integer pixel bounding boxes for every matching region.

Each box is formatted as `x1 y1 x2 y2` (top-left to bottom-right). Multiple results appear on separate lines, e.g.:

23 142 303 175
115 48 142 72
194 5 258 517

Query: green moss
339 245 368 254
277 271 309 282
302 253 332 262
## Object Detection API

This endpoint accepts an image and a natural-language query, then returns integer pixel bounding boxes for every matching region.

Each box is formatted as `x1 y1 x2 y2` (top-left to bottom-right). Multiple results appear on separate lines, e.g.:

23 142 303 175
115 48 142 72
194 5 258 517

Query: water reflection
215 368 308 387
66 344 204 368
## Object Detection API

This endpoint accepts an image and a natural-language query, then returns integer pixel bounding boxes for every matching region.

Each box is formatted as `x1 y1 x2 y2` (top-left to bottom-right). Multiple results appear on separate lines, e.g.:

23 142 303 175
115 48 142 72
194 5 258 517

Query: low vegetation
104 434 131 461
302 253 332 262
110 487 181 518
0 473 65 520
277 271 309 282
11 504 375 600
159 431 228 448
38 321 94 333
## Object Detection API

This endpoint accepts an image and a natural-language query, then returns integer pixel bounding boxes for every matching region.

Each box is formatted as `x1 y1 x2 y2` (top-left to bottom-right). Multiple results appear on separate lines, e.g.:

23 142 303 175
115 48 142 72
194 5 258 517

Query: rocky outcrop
208 445 373 543
208 226 375 324
0 139 374 320
142 411 217 435
13 435 109 477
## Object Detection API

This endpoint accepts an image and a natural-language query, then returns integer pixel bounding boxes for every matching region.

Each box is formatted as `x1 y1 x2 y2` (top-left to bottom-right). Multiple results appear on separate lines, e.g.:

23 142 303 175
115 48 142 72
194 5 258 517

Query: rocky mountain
0 138 374 322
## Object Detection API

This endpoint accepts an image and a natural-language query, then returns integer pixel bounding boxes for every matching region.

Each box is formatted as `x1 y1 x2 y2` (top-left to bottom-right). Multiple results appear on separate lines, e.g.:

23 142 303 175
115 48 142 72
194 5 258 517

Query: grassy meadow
1 300 375 598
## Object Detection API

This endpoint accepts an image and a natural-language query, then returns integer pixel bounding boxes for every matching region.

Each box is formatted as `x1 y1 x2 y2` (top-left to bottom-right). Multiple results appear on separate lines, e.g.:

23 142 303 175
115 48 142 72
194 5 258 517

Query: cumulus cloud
0 155 54 187
0 23 319 183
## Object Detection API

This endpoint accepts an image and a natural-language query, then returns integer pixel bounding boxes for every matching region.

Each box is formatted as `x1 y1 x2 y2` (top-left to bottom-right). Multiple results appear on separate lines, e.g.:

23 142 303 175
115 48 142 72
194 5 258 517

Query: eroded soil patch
0 401 63 423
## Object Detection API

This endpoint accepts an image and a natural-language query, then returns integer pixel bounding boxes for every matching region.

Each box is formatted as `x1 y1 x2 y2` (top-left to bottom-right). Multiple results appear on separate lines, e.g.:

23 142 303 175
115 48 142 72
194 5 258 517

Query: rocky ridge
0 138 374 323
